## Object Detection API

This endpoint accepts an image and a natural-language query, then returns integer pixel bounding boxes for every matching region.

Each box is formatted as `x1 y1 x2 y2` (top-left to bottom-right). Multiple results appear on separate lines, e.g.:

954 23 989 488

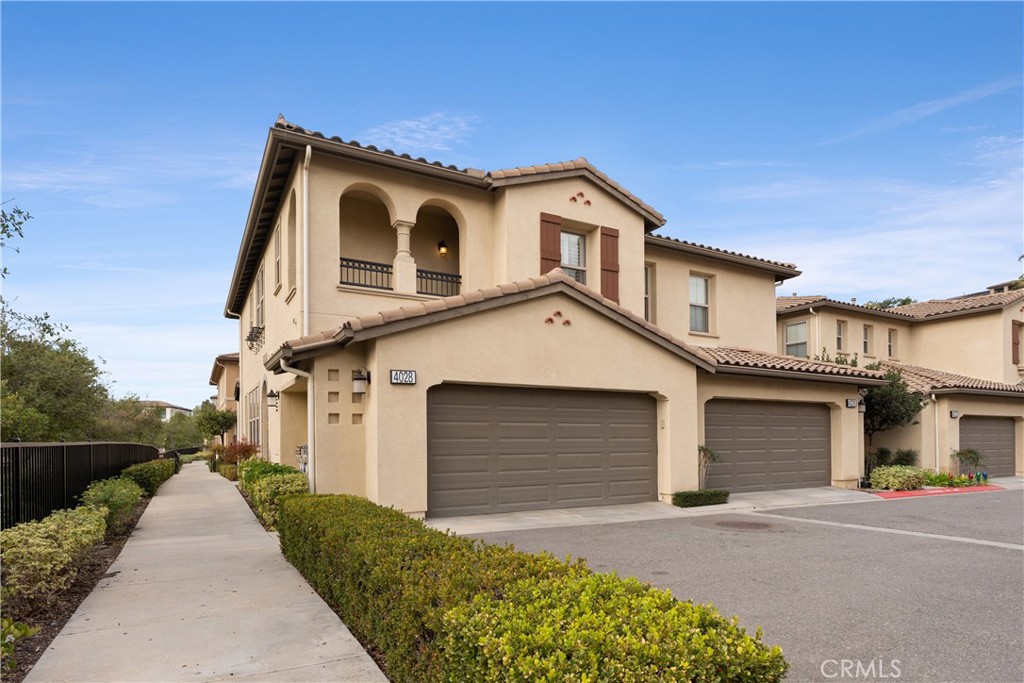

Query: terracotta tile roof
892 289 1024 319
272 270 716 369
648 235 799 276
882 362 1024 396
700 346 886 382
775 295 917 319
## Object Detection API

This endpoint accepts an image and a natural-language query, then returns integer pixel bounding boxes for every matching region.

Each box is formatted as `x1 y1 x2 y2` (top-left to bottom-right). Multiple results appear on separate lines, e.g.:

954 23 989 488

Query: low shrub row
0 505 107 620
121 459 176 496
923 470 990 488
217 463 238 481
869 465 928 491
81 477 145 536
673 489 730 508
237 460 307 529
278 494 787 682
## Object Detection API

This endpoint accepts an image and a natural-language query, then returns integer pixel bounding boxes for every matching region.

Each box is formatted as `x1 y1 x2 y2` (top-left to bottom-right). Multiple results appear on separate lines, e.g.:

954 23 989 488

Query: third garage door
704 399 831 493
427 384 658 517
959 416 1016 477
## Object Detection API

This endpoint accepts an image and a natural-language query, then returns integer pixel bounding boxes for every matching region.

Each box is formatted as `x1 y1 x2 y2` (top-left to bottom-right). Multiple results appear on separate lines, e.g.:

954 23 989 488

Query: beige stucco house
208 352 240 445
777 287 1024 477
223 116 890 519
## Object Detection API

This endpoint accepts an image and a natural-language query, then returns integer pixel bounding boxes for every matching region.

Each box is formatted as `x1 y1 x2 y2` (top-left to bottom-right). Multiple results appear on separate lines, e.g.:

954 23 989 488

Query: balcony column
392 219 417 293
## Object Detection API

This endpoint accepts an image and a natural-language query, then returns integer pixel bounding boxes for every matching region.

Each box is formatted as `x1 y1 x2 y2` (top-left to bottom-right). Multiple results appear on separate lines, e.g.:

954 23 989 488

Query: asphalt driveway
473 489 1024 682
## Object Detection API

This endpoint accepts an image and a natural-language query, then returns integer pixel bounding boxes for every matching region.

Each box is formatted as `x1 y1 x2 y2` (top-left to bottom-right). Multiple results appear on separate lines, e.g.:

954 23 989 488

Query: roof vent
851 297 857 304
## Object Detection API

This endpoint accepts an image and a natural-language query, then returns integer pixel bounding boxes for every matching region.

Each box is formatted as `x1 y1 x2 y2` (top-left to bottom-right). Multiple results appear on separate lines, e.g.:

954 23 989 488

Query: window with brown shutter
539 213 562 274
599 226 619 303
1013 321 1021 365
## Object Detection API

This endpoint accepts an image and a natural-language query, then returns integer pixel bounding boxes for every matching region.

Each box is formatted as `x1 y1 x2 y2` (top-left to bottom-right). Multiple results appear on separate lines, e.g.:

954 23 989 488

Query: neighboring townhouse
223 117 886 519
208 352 240 445
141 400 193 422
777 288 1024 477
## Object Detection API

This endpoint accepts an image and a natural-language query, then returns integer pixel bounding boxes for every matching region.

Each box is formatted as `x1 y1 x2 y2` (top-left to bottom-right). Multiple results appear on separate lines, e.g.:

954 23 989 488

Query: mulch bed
4 497 151 683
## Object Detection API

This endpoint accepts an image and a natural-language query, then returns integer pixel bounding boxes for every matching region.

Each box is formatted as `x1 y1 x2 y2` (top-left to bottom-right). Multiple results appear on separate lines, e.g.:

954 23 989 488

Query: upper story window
863 324 874 355
560 231 586 284
273 226 282 291
255 266 265 328
644 264 655 323
836 320 847 352
785 321 808 357
1013 321 1022 366
689 275 710 333
887 328 898 358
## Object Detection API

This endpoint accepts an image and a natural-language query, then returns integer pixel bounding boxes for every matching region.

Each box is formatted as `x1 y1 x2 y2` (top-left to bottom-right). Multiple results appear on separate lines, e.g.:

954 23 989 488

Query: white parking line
749 512 1024 551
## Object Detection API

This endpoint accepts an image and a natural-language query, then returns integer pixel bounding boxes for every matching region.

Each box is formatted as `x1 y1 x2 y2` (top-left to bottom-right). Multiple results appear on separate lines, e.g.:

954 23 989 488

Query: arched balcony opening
339 190 396 290
412 204 461 297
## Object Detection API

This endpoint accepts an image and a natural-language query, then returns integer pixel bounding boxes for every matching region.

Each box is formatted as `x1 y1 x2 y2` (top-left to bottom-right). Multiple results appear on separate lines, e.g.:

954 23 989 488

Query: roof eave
911 304 1005 322
646 236 801 281
931 387 1024 399
714 364 887 386
777 301 915 321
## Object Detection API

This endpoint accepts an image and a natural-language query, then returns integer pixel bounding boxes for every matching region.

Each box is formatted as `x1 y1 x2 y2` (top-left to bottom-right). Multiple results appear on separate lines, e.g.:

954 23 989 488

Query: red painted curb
870 485 1004 499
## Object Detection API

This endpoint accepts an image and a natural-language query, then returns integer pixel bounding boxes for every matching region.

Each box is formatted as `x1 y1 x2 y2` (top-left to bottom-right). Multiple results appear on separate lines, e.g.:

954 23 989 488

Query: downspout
808 307 820 356
281 358 316 494
931 393 940 472
302 145 312 337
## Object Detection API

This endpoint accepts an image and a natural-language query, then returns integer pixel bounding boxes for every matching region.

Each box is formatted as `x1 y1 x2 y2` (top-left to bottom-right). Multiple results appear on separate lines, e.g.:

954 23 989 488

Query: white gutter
281 357 316 494
302 144 312 337
809 306 820 355
931 393 940 472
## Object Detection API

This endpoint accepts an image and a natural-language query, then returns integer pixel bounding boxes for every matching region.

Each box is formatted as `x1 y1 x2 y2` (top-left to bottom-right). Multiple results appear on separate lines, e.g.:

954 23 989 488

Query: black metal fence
1 442 161 529
340 257 393 290
416 268 462 297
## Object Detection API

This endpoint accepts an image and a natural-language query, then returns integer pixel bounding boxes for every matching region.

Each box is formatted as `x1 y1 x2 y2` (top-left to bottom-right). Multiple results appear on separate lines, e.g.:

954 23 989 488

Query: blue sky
2 1 1022 409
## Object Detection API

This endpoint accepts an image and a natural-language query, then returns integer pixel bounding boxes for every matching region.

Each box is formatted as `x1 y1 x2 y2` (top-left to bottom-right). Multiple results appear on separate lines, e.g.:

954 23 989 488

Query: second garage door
427 384 658 517
959 416 1016 477
704 399 831 493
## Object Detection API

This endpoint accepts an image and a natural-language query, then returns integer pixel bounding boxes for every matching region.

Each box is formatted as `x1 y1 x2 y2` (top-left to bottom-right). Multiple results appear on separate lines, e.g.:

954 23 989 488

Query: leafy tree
95 394 165 444
864 296 917 310
0 379 49 441
193 400 237 446
162 411 204 450
0 202 31 279
863 369 926 445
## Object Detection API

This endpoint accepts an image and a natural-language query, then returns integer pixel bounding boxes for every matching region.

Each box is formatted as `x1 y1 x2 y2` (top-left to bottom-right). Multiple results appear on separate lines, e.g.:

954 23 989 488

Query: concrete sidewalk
26 462 386 683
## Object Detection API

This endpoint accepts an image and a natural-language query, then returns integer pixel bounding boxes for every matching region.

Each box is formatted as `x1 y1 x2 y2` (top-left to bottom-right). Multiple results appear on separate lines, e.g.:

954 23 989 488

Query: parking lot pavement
474 493 1024 682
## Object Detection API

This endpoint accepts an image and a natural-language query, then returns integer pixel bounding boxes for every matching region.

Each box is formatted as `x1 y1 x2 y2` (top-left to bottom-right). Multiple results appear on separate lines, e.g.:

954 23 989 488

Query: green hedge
673 489 730 508
81 477 144 535
238 459 301 491
217 463 238 481
121 459 176 496
869 465 927 491
443 572 787 682
249 473 308 528
0 506 107 619
278 495 786 683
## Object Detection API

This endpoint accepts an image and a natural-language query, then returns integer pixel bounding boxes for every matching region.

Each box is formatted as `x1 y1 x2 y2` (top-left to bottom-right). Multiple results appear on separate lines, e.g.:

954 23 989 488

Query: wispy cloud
362 112 479 154
821 76 1022 145
669 159 795 172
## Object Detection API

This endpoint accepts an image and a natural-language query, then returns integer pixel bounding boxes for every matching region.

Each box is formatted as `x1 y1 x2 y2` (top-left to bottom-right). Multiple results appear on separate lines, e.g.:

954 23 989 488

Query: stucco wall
777 309 913 364
646 248 779 351
696 374 867 488
911 311 1020 384
310 292 700 516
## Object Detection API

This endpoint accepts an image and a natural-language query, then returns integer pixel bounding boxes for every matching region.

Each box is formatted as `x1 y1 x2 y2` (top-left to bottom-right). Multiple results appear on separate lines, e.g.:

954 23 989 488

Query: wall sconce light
266 389 280 410
858 399 866 414
950 409 960 419
437 241 449 257
352 369 371 395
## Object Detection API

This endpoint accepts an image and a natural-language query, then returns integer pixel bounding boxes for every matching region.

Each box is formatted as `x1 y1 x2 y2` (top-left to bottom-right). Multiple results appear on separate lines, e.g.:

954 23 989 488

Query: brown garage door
704 399 831 493
959 416 1015 477
427 384 657 517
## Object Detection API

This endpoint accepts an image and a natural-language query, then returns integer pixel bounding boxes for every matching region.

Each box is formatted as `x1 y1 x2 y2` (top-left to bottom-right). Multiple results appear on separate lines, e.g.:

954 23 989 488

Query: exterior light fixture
950 409 960 419
352 369 371 394
437 241 449 257
858 399 866 414
266 389 280 410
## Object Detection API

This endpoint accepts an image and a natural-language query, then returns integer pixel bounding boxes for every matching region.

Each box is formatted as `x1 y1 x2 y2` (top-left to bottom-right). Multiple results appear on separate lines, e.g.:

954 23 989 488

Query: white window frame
560 231 586 284
643 264 654 322
785 321 808 357
689 275 710 334
836 320 847 352
273 226 281 291
863 325 874 355
887 328 898 358
255 266 265 328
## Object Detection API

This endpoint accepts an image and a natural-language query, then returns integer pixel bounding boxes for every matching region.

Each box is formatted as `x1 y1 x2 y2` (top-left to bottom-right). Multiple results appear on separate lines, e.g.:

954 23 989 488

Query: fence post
63 443 70 509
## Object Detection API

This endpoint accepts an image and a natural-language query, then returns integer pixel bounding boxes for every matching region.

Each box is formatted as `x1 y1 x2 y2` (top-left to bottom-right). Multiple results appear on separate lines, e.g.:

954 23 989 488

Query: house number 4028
390 370 417 385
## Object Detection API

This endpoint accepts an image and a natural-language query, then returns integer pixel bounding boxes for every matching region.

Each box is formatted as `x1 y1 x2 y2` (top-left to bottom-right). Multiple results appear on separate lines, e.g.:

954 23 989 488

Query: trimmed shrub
121 459 176 496
2 617 40 671
869 465 927 491
0 506 106 618
217 463 238 481
278 494 786 683
890 449 919 467
278 495 581 682
222 441 260 465
442 572 788 682
673 489 730 508
81 477 144 535
238 459 301 492
249 473 308 528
